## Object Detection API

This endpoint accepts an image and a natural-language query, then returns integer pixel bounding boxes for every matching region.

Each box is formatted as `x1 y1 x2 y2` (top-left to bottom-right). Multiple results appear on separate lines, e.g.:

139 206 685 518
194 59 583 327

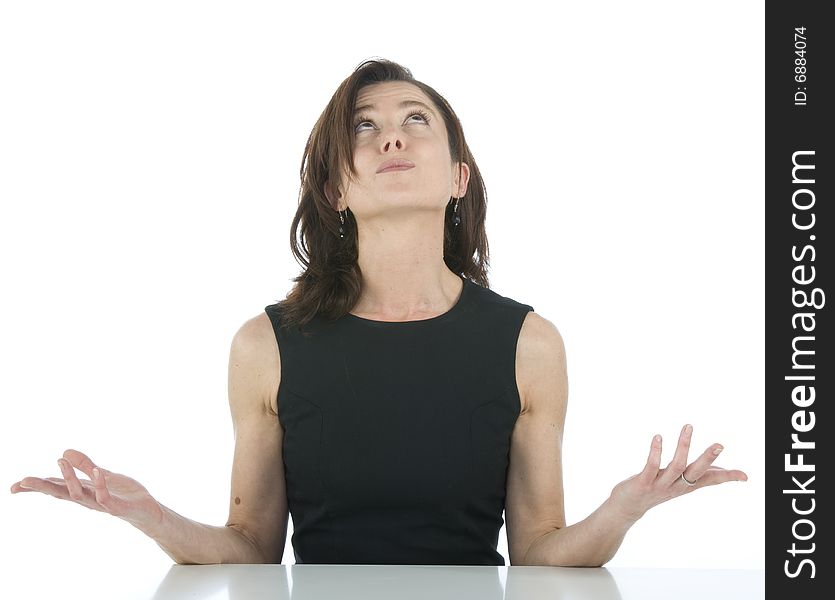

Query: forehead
354 81 433 110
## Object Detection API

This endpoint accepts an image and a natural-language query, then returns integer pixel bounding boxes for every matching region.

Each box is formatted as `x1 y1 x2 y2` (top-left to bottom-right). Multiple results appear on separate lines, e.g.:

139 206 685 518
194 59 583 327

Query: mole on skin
235 496 241 505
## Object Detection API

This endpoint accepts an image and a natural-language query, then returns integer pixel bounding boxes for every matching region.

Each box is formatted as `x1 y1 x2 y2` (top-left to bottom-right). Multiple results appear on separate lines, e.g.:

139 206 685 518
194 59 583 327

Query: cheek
353 147 377 175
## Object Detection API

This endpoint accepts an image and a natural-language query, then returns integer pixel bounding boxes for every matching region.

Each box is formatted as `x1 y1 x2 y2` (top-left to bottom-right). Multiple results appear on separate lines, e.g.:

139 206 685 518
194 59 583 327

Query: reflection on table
148 563 764 600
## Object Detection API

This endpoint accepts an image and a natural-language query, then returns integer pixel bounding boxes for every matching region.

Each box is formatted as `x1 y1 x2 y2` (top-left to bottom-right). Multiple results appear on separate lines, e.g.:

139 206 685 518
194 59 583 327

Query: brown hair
275 57 490 332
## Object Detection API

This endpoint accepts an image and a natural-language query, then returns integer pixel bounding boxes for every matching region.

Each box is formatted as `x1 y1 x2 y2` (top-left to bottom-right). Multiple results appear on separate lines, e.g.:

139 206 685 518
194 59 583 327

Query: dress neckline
344 275 469 325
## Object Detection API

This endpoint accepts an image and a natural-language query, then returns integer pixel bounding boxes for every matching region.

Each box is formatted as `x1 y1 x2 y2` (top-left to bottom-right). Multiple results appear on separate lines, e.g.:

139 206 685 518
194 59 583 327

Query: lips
377 158 415 173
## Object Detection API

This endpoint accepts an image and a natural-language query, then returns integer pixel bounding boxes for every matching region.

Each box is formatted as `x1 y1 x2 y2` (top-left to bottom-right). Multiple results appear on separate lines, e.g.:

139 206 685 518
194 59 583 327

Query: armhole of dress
512 305 535 416
265 306 286 429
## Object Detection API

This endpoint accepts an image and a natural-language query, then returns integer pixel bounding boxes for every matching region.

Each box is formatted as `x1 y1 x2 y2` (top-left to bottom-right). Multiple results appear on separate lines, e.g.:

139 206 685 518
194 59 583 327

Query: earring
338 209 346 238
452 197 461 227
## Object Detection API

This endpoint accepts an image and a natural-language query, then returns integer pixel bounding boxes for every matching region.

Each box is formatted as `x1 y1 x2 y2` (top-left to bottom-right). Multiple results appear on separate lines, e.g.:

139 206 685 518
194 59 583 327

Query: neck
351 212 460 320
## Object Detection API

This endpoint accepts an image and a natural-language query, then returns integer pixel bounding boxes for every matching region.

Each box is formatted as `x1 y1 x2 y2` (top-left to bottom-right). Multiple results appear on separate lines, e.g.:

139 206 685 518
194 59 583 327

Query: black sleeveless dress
264 275 534 565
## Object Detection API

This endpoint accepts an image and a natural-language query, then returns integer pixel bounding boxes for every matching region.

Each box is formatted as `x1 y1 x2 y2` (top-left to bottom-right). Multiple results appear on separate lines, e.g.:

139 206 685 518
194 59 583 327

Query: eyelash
353 109 432 131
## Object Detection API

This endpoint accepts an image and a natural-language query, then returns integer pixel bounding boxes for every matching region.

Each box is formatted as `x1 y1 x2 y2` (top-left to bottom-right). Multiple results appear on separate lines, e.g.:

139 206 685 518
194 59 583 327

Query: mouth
377 159 415 174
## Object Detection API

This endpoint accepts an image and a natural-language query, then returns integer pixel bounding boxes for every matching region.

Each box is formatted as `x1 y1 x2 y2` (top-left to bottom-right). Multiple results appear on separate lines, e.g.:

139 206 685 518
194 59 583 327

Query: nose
380 134 403 153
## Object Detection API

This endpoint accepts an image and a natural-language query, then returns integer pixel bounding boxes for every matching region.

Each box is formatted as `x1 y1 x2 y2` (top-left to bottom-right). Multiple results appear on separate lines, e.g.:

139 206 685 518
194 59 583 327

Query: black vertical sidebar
766 2 831 598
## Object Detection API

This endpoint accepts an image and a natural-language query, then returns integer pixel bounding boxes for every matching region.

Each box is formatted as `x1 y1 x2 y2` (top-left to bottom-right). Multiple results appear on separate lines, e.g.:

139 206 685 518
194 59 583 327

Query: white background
1 0 764 592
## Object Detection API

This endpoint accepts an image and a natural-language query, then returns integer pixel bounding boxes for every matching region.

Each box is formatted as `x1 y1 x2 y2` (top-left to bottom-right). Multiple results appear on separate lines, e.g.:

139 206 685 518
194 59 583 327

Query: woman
10 58 747 567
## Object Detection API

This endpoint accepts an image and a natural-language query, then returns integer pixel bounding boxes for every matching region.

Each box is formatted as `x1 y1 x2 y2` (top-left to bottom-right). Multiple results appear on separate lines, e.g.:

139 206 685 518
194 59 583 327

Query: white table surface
66 564 764 599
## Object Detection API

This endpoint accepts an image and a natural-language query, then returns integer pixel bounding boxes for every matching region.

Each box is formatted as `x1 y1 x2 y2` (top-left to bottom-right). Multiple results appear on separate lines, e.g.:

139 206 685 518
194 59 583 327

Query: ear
324 180 343 211
453 162 471 198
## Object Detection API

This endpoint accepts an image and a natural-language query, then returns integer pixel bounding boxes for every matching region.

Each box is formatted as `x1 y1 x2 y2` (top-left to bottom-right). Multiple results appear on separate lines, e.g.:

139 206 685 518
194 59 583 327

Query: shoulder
515 311 567 414
232 311 279 356
229 311 281 415
518 311 564 350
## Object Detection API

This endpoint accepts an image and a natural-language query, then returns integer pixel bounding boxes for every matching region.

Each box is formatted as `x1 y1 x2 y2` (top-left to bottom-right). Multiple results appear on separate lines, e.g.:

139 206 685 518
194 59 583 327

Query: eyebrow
352 99 437 117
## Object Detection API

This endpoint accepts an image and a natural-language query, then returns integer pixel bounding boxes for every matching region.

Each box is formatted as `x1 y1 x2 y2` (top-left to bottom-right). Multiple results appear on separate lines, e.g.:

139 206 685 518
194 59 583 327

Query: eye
353 116 374 132
406 109 432 124
353 109 432 133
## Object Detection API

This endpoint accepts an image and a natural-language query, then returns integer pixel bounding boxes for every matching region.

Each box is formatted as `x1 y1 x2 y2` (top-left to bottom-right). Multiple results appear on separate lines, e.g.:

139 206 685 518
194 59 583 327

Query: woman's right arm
142 311 289 564
11 312 289 565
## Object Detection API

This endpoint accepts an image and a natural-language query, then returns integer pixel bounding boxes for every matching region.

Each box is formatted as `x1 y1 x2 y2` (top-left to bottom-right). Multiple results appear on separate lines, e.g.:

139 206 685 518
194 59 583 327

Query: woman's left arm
521 425 748 567
505 313 748 567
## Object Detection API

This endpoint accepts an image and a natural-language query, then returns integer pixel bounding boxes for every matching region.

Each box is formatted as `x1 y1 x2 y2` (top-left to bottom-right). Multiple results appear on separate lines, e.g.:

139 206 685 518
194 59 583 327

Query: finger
659 424 693 486
58 458 86 501
45 477 95 489
680 466 749 488
702 465 748 481
91 467 114 508
14 477 73 500
63 449 98 479
680 443 724 484
11 481 36 493
638 434 663 484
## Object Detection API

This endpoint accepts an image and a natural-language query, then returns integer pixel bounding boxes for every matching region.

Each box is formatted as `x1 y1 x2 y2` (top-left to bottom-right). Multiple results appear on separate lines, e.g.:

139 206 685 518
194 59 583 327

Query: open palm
608 424 748 523
11 448 163 531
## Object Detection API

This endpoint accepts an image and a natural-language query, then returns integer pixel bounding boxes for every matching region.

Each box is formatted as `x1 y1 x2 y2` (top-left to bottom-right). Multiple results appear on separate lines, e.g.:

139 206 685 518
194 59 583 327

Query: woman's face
331 81 468 221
